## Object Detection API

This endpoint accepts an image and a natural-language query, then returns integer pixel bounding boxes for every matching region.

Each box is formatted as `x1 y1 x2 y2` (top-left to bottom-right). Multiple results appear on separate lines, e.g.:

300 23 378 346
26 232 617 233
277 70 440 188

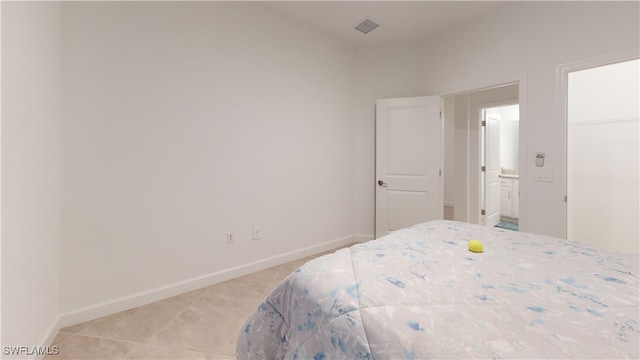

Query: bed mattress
237 220 639 359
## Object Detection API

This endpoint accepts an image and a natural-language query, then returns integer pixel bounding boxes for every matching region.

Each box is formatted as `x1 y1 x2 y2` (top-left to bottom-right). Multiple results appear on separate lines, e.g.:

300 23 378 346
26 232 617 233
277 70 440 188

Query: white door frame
556 47 640 238
443 80 524 229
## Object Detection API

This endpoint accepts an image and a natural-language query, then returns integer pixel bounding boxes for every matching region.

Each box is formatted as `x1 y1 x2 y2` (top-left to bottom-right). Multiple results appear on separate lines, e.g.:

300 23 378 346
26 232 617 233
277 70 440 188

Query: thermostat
535 152 545 167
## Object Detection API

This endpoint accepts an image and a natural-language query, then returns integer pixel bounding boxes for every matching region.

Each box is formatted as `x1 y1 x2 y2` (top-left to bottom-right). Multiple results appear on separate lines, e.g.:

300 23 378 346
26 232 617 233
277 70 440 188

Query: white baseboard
354 234 374 243
55 234 358 331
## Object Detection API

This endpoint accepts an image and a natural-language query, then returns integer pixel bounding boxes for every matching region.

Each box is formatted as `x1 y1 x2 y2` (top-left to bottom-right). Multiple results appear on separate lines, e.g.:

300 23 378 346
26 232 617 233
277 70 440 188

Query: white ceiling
255 1 509 46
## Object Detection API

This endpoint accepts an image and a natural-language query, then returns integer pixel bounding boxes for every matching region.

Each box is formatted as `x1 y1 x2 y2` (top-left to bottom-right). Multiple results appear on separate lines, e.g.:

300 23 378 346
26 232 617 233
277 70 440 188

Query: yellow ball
468 239 484 253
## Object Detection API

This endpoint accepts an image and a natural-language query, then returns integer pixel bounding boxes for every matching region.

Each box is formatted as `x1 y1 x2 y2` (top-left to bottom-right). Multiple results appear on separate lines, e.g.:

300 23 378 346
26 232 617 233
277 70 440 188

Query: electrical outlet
226 232 235 244
252 227 262 241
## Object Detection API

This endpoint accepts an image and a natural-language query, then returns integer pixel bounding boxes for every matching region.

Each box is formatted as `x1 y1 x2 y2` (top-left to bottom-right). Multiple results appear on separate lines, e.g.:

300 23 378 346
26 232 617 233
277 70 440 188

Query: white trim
354 234 374 243
571 117 638 126
38 233 368 357
35 318 61 360
556 47 640 238
441 77 524 99
55 234 356 329
439 96 445 222
441 74 527 232
517 77 527 233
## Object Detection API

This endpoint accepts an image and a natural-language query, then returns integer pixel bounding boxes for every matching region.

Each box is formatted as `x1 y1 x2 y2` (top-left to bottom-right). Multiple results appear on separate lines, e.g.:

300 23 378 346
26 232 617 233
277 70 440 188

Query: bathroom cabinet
500 177 519 219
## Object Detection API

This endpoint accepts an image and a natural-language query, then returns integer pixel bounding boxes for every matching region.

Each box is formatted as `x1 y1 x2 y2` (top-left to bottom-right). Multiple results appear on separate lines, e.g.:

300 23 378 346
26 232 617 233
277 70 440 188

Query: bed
236 220 639 359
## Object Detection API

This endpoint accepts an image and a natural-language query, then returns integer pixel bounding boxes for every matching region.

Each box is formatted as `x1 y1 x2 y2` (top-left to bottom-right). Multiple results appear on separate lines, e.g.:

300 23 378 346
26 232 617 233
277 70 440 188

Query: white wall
486 105 519 172
452 92 471 221
1 1 61 353
417 1 640 237
60 2 356 317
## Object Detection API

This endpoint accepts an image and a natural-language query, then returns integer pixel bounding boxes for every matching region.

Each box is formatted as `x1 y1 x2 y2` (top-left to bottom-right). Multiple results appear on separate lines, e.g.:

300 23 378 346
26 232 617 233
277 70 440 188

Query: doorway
442 82 521 227
481 104 520 231
566 57 639 253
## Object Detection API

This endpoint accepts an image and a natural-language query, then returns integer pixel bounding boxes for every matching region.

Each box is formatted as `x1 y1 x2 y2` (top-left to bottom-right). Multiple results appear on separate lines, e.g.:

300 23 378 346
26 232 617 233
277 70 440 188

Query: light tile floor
48 249 341 360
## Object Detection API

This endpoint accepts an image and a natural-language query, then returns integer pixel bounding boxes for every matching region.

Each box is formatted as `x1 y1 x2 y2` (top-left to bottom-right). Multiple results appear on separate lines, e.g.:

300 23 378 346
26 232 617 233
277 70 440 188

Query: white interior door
375 96 442 238
483 112 501 227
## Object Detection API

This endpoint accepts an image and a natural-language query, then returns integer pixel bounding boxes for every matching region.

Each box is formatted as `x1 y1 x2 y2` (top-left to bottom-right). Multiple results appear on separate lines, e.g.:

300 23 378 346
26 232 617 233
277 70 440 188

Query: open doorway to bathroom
442 83 521 228
481 104 520 231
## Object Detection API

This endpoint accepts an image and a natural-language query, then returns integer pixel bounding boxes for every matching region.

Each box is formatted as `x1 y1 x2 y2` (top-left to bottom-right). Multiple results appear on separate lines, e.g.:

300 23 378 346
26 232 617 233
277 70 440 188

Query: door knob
377 180 388 187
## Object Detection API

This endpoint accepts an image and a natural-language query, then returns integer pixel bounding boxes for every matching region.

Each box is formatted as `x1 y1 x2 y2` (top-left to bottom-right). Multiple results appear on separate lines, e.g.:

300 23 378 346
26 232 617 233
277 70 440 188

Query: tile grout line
142 268 283 356
54 332 148 359
52 252 346 359
143 288 211 349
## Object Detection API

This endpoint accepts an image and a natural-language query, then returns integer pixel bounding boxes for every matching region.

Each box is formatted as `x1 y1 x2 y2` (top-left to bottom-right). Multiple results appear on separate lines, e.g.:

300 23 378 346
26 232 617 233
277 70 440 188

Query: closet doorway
566 57 639 253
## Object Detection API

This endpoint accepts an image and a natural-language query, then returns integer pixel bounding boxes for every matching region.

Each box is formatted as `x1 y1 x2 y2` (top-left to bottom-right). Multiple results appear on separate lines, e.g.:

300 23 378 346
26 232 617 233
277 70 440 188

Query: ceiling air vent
354 18 380 34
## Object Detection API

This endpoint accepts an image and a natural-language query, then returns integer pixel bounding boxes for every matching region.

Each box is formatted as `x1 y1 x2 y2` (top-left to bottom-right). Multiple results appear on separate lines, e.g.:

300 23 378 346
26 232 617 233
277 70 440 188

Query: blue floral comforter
236 220 639 359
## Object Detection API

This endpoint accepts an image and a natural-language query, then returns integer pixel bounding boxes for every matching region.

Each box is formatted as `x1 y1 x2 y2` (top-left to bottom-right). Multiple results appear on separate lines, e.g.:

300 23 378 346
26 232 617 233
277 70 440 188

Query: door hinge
481 209 486 215
481 166 486 172
564 195 567 203
439 111 442 119
439 169 442 176
481 120 486 126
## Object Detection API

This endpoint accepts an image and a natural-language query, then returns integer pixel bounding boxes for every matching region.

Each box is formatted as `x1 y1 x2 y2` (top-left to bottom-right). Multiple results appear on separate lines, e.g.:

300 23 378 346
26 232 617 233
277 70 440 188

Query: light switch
535 169 553 182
